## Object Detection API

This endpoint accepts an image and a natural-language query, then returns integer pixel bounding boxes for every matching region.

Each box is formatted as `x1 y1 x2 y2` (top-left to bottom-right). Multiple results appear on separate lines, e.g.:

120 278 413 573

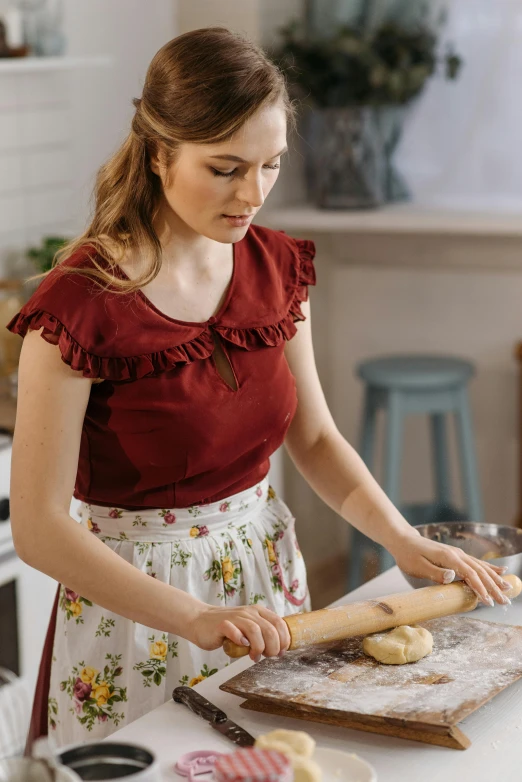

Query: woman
8 27 510 749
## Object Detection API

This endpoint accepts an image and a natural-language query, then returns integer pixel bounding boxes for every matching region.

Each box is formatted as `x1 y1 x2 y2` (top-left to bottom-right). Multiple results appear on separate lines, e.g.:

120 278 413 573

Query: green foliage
27 236 68 274
272 14 462 107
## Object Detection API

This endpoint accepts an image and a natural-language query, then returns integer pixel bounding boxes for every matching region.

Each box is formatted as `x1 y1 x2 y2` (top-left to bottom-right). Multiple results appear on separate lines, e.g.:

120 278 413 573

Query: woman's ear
149 142 165 177
150 148 161 176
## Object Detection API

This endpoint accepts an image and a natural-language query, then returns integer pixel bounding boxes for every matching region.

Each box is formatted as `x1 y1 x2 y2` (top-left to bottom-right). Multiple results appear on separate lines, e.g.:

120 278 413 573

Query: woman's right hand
187 604 291 662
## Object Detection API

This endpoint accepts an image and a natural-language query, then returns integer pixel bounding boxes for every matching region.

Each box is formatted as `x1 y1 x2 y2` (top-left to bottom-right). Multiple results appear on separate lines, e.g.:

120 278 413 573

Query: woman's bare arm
284 300 510 605
11 329 206 635
10 329 289 658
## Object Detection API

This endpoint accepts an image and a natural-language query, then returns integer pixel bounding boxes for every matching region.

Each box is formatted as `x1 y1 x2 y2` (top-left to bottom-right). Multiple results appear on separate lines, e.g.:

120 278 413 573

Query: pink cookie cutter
174 750 225 782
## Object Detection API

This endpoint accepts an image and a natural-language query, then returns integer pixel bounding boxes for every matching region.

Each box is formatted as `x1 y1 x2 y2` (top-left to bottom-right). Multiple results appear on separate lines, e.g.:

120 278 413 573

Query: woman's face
151 101 287 242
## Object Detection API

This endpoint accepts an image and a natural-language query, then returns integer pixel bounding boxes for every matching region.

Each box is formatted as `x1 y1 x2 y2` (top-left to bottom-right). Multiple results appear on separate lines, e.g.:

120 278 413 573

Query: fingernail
501 581 511 590
502 595 512 605
278 650 286 658
485 595 494 606
499 567 509 574
253 654 262 663
240 636 250 646
442 569 455 584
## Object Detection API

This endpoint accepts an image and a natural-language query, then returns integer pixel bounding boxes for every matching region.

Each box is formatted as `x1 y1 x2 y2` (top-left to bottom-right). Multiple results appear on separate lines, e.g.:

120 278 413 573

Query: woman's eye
211 164 280 178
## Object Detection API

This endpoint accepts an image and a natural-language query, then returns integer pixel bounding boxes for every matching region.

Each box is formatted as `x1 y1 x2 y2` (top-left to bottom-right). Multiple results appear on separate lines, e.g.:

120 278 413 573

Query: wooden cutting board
220 616 522 750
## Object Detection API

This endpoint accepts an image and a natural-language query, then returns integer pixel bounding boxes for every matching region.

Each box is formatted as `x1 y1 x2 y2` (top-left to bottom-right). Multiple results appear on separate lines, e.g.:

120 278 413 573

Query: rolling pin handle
223 616 292 658
223 638 250 658
504 574 522 599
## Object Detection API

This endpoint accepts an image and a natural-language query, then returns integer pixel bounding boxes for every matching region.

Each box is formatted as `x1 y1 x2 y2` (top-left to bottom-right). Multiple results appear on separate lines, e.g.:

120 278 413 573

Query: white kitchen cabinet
0 438 82 701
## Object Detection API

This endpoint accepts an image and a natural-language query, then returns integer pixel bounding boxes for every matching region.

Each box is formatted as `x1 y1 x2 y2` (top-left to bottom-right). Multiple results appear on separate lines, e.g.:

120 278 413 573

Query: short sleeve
6 255 107 378
5 248 214 381
288 236 317 324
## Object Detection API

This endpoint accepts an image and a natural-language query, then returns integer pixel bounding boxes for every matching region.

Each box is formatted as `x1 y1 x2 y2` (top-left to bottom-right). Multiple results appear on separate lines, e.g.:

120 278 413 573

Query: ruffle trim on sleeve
6 309 215 381
214 237 317 350
289 238 317 323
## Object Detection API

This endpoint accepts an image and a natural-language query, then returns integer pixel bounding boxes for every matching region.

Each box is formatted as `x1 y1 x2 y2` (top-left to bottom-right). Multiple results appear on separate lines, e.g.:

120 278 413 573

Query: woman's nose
235 173 264 209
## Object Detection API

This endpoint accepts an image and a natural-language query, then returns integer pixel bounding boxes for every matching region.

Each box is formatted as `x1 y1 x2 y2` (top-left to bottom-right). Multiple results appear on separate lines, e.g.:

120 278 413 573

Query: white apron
46 478 310 748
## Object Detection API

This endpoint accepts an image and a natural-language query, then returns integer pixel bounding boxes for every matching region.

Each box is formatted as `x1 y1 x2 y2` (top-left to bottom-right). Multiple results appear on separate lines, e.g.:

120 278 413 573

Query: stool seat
357 355 475 391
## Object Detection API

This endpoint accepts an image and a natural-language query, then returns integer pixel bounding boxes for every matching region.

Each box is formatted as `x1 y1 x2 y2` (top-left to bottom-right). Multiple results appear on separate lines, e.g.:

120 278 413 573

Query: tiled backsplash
0 67 75 279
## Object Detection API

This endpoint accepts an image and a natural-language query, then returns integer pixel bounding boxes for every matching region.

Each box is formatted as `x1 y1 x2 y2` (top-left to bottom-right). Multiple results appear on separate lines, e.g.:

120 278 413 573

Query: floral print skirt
46 478 311 748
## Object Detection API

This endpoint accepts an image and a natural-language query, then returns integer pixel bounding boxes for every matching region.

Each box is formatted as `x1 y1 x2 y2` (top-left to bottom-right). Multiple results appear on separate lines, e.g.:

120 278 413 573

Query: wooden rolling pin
223 574 522 658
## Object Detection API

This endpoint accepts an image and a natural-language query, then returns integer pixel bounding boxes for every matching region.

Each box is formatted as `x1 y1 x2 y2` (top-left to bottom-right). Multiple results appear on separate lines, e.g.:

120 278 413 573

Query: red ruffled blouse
6 224 316 510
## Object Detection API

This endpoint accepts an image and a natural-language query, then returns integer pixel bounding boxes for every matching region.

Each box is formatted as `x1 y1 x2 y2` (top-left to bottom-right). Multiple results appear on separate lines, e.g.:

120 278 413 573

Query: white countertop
110 567 522 782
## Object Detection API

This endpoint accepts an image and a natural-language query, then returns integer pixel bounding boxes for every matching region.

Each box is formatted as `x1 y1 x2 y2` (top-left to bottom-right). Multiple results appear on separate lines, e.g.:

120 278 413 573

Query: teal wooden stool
349 355 484 590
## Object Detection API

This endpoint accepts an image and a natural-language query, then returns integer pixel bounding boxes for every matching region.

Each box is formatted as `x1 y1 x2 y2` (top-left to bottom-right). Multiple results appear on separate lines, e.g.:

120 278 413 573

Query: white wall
396 0 522 210
0 1 177 279
0 69 69 276
64 0 177 231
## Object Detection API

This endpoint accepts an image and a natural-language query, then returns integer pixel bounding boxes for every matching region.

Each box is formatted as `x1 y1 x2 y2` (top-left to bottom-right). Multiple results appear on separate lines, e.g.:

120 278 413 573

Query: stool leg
360 387 377 470
349 387 378 591
454 386 484 522
431 413 452 509
384 391 403 505
379 390 403 572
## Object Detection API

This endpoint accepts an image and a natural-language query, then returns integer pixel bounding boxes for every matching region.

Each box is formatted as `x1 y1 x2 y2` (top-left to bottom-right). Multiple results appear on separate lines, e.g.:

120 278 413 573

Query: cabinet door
17 558 57 696
0 442 83 696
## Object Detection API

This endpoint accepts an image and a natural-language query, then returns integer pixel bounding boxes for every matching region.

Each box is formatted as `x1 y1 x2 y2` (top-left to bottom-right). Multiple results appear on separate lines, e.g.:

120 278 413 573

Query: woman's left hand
389 531 512 606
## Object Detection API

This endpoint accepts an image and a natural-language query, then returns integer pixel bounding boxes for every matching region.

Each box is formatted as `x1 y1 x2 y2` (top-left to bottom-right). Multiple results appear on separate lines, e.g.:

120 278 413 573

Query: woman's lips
222 215 253 226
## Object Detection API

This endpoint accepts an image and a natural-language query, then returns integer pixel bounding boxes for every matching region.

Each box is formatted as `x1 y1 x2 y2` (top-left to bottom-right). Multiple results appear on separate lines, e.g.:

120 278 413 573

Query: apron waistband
81 477 272 541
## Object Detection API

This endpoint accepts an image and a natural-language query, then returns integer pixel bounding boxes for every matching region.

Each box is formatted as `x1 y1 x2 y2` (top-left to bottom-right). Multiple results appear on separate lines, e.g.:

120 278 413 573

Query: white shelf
0 55 112 74
262 202 522 238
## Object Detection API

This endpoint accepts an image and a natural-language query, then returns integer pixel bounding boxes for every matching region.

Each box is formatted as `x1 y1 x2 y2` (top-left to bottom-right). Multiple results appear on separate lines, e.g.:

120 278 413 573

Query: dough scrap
291 756 322 782
254 730 321 782
255 729 315 758
362 625 433 664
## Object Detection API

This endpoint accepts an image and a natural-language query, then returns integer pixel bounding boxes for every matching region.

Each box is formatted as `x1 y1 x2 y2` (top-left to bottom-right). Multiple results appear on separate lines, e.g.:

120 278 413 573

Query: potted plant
27 235 68 274
270 2 462 209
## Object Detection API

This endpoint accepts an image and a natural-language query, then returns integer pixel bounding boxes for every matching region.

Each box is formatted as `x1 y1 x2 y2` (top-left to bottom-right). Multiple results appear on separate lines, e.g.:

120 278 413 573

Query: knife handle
172 685 227 723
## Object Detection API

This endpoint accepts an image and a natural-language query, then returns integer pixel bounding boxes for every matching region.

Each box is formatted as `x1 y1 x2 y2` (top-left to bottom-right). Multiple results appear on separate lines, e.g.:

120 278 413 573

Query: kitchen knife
173 685 255 747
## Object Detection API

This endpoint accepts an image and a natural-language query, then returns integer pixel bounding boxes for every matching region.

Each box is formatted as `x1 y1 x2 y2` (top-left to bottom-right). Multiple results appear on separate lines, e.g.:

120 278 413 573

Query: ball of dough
255 729 315 758
363 625 433 664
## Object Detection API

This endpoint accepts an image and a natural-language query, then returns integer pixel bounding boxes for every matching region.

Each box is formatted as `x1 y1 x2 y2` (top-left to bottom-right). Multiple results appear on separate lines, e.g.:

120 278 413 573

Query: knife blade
172 686 256 747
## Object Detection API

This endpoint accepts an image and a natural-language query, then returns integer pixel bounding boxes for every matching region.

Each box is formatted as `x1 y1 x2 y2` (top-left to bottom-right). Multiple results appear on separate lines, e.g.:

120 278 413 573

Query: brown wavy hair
29 26 297 294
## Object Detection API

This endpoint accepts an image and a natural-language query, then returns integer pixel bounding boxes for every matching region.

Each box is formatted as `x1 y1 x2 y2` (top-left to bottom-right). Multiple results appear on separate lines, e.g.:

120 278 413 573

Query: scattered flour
223 616 522 726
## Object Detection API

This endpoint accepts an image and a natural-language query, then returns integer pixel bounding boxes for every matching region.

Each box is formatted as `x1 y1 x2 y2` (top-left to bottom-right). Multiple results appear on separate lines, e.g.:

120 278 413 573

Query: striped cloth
214 749 293 782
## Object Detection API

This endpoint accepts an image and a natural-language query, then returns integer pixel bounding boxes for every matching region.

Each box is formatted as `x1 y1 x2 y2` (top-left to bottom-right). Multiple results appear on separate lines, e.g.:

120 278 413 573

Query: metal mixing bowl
400 521 522 589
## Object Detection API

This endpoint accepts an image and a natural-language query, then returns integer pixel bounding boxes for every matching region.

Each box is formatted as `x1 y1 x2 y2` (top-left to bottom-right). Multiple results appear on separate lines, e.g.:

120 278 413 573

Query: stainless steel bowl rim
399 521 522 590
59 743 155 771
